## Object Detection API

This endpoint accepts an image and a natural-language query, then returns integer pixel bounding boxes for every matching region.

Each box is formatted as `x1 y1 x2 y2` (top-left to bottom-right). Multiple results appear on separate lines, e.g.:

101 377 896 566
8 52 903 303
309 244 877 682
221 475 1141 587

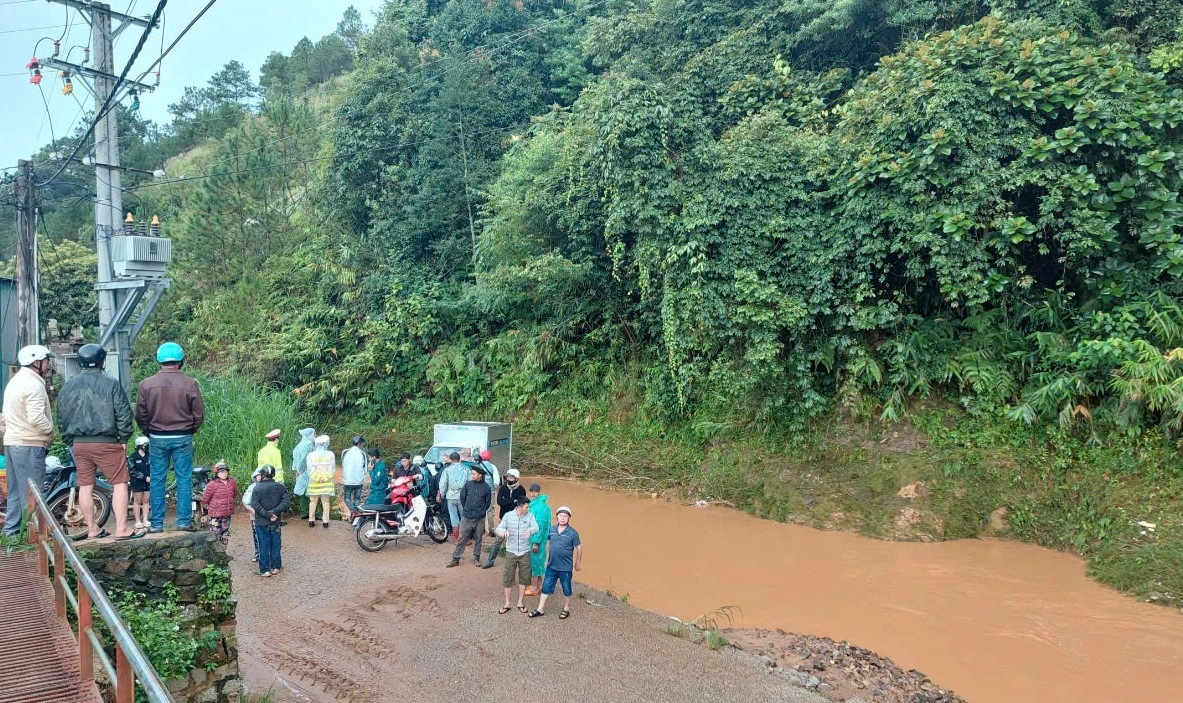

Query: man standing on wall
2 345 56 537
57 344 140 541
137 342 205 533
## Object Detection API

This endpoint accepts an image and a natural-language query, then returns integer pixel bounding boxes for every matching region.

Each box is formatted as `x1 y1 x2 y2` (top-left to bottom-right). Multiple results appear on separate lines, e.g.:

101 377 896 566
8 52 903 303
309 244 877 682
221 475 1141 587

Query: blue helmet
156 342 185 364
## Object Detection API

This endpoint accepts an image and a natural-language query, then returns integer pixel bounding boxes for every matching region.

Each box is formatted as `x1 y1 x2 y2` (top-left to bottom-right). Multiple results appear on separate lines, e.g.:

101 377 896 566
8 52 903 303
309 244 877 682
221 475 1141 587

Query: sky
0 0 385 170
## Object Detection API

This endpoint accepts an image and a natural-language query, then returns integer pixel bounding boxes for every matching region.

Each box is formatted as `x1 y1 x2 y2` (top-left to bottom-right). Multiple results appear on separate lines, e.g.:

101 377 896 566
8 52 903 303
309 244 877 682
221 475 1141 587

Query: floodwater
544 478 1183 703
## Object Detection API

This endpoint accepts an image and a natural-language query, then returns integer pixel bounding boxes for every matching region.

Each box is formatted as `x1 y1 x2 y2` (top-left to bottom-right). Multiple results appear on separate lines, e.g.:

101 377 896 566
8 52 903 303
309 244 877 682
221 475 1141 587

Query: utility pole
14 160 40 348
42 1 164 393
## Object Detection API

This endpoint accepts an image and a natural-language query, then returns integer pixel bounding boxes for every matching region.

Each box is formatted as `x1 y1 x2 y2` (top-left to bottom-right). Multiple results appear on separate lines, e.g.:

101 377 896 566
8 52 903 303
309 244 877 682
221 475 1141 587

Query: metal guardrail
26 477 176 703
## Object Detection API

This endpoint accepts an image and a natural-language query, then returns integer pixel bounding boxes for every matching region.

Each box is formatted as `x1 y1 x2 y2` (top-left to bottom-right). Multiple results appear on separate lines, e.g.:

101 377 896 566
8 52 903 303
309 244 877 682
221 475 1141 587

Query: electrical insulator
150 215 160 237
25 57 39 70
52 40 60 57
30 69 42 85
129 90 140 112
83 47 90 63
154 70 160 87
58 70 67 79
62 79 73 95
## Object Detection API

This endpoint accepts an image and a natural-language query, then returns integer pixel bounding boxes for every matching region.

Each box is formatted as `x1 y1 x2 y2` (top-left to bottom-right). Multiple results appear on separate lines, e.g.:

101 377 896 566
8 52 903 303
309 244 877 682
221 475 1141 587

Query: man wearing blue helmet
135 342 205 533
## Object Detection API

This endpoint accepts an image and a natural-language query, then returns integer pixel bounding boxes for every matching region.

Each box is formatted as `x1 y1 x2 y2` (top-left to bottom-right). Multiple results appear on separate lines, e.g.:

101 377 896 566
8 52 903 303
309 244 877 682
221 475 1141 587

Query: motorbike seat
360 503 403 512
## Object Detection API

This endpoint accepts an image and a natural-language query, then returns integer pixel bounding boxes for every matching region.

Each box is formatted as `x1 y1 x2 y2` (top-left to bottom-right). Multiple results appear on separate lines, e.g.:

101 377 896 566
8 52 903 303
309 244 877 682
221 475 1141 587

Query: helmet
213 460 229 472
17 344 55 366
156 342 184 363
351 435 365 445
412 455 424 465
45 455 63 470
480 449 491 461
134 436 149 447
258 464 276 479
506 468 520 479
77 343 107 369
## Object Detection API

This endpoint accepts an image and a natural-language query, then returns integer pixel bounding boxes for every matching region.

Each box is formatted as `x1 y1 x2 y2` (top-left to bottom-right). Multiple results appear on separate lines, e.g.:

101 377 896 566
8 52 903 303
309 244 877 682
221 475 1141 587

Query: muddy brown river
544 479 1183 703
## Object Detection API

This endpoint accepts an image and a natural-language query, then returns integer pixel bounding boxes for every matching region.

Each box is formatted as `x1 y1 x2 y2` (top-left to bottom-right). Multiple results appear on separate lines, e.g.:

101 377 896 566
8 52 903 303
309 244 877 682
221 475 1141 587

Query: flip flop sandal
115 532 145 541
528 610 546 618
517 605 528 614
72 529 111 542
559 609 571 619
498 606 511 614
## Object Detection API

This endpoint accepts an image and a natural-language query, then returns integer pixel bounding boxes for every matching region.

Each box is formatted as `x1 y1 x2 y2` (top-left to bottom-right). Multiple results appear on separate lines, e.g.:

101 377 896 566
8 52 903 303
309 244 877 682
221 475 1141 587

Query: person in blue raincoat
526 483 551 596
291 427 315 519
365 448 389 505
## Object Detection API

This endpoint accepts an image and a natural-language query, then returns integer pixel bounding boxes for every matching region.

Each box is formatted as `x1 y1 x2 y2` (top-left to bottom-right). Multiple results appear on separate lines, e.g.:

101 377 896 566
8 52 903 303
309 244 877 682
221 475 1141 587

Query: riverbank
354 396 1182 610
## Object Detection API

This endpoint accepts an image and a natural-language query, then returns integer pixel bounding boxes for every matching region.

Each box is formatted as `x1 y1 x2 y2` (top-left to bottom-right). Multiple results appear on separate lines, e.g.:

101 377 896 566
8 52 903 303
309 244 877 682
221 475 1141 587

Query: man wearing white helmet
2 345 56 536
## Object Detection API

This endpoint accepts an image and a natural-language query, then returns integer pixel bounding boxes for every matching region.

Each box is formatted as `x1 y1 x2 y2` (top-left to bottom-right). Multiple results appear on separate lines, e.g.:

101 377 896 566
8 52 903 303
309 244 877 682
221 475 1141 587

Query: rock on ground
727 629 966 703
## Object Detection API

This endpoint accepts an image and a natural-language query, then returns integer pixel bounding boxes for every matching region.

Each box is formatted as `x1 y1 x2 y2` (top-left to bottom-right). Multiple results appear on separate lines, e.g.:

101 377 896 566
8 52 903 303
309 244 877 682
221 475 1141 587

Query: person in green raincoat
291 427 316 519
365 448 389 504
526 483 551 596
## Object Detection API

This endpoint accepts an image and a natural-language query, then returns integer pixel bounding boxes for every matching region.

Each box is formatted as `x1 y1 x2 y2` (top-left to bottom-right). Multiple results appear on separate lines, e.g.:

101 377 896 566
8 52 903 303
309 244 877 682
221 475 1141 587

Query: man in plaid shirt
495 496 539 614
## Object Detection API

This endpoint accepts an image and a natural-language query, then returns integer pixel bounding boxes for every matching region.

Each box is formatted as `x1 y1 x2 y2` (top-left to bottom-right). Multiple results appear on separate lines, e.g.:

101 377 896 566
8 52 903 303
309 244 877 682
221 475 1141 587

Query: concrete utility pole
14 160 40 347
43 1 166 393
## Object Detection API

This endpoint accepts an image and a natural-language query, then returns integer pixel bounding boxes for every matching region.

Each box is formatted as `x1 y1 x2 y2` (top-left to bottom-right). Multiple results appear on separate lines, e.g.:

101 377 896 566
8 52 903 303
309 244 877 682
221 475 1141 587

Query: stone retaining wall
78 532 242 703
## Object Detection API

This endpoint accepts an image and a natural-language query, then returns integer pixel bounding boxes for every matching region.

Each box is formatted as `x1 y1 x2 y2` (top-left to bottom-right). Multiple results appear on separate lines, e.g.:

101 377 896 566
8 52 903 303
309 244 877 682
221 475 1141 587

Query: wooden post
52 541 65 617
79 586 94 682
14 159 40 346
115 645 133 703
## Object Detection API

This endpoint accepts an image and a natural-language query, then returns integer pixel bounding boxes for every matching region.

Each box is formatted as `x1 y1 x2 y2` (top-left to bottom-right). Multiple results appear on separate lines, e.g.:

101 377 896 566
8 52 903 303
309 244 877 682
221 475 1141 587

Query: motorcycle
351 477 449 552
43 454 114 539
189 466 212 527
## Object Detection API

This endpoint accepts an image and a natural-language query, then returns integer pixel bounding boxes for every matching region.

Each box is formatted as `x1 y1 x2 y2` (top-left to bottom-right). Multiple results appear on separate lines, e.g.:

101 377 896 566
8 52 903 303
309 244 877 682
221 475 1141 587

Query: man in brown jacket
136 342 204 533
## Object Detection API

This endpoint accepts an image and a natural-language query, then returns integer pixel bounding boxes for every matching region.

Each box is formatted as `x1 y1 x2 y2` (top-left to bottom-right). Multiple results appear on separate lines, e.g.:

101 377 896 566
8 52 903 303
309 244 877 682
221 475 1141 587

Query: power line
36 0 168 188
130 0 213 86
0 24 67 35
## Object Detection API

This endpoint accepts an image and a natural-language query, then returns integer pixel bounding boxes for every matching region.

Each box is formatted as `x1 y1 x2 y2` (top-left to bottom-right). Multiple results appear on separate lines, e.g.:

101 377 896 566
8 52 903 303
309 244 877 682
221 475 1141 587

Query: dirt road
228 513 825 703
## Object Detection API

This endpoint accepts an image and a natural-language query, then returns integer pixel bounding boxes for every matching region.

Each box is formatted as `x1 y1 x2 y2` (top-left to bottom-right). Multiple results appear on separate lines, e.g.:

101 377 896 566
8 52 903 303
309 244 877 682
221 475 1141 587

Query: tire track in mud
262 583 450 701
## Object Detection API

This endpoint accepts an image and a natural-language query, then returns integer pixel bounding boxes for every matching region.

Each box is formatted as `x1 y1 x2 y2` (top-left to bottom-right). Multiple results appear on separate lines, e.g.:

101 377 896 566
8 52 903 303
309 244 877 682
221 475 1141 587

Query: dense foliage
6 0 1183 440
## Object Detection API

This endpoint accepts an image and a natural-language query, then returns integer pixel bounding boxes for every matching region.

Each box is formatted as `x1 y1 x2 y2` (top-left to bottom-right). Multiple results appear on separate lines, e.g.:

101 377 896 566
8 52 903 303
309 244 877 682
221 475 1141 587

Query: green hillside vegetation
5 0 1183 604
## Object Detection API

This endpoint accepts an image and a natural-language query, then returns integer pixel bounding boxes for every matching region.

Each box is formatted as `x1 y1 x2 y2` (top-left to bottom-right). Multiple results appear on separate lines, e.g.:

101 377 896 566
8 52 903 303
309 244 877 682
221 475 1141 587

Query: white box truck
423 421 512 474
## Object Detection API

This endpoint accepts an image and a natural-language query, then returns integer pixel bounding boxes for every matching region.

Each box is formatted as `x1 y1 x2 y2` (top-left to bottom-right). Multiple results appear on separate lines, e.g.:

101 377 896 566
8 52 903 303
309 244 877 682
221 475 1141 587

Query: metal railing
26 478 176 703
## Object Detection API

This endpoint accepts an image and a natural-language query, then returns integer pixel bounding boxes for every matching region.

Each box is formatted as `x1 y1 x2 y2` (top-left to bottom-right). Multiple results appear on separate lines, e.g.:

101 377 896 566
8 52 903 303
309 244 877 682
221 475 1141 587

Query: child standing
201 460 239 543
249 464 290 577
128 437 151 531
242 468 263 562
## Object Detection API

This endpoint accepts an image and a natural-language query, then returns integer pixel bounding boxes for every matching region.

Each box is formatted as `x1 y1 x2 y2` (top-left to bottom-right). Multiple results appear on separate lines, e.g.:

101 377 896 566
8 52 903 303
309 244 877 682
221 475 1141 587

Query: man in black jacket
482 468 527 569
250 465 290 577
57 344 138 541
446 466 491 568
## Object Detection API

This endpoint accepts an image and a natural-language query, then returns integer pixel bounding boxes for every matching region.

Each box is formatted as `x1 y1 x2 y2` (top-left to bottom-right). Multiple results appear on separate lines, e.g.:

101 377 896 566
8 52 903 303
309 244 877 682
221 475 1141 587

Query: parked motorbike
190 466 212 527
351 477 448 551
43 454 113 539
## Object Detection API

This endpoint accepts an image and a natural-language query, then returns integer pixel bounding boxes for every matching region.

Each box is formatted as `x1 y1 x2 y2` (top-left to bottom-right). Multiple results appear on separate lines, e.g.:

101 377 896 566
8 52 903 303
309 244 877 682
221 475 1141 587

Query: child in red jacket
202 461 239 543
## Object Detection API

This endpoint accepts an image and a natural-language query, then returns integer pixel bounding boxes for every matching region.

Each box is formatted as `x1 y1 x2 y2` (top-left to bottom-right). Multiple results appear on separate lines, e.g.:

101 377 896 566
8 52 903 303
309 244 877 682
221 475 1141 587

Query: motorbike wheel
355 518 387 552
425 513 449 543
48 488 111 539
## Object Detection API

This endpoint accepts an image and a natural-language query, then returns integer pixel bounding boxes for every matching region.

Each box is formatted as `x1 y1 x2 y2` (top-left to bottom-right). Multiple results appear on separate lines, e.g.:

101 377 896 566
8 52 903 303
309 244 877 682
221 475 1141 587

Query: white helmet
17 344 55 366
45 456 63 470
135 436 149 447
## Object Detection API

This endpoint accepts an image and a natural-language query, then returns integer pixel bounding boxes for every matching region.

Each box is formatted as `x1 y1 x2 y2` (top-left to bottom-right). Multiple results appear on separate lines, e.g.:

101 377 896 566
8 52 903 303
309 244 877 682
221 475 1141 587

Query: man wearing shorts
56 344 140 541
529 505 582 619
495 496 538 614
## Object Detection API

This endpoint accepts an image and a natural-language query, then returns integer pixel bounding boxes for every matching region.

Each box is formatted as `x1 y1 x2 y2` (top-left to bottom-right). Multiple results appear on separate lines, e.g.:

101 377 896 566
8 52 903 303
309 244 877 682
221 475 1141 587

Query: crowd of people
1 340 584 617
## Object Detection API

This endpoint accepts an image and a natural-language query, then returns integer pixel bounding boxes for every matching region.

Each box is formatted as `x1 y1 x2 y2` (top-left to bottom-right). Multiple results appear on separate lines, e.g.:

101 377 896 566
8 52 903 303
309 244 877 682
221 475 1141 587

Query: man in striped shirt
495 496 539 614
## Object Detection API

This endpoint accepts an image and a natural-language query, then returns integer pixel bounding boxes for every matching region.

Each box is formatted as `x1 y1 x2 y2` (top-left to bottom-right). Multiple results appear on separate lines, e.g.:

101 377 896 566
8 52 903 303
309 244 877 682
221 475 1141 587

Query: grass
192 374 305 488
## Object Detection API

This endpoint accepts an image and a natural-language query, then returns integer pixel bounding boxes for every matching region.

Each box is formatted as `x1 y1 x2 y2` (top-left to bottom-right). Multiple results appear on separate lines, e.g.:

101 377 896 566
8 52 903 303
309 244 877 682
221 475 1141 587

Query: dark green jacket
56 370 133 444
